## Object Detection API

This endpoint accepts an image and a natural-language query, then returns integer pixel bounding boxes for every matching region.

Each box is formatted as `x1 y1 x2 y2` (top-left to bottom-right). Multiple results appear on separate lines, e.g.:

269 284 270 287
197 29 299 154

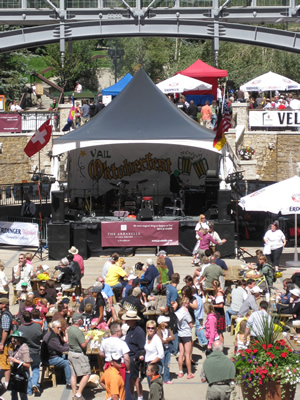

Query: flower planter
241 382 296 400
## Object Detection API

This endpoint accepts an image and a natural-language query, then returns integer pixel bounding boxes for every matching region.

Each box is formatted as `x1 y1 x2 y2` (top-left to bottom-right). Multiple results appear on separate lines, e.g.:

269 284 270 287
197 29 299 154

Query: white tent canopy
239 176 300 266
240 71 300 92
156 73 212 94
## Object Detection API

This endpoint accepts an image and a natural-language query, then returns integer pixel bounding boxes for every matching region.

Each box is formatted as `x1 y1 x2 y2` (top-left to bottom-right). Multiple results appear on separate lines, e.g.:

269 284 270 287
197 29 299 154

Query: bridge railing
0 0 296 7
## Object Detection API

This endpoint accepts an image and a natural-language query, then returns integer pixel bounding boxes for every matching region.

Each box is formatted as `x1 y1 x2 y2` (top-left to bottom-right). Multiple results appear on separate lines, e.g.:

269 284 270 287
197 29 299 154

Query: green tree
0 51 31 107
44 40 100 91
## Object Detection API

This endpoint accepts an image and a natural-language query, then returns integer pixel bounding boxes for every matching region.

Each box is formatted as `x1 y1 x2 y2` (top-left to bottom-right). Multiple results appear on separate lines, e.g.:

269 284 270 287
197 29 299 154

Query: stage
47 215 235 261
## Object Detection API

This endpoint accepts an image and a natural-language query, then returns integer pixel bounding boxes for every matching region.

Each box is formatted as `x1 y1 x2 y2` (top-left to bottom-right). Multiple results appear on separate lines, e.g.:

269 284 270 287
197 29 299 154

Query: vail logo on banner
24 119 52 158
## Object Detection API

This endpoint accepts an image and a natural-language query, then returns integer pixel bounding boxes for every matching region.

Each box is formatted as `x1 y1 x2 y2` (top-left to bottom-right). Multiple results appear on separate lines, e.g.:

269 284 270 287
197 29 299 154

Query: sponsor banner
0 113 22 132
249 110 300 128
0 221 39 247
68 143 218 198
101 221 179 247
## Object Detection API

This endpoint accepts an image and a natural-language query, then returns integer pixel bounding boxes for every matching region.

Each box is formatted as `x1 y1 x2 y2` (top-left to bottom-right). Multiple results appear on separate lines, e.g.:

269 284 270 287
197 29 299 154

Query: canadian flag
24 119 52 158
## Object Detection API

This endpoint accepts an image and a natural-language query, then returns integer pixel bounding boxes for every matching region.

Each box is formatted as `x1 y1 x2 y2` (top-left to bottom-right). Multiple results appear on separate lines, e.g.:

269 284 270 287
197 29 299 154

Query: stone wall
0 133 64 185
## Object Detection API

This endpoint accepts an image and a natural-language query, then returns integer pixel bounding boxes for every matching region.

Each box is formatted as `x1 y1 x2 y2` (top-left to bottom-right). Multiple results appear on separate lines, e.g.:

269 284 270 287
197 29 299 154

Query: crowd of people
0 226 299 400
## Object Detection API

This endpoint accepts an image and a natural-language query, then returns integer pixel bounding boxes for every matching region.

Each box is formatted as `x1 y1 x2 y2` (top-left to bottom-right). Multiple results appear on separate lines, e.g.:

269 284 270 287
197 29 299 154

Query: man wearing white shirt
244 301 272 342
12 253 34 291
99 321 130 382
225 280 247 328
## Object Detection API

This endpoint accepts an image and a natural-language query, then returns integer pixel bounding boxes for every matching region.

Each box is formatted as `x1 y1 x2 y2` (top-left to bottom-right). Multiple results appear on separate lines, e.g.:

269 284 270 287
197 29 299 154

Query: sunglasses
147 327 155 330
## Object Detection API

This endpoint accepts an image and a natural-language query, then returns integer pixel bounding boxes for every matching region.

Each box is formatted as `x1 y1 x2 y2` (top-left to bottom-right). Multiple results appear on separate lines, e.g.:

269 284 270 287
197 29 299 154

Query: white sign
0 221 39 247
249 110 300 128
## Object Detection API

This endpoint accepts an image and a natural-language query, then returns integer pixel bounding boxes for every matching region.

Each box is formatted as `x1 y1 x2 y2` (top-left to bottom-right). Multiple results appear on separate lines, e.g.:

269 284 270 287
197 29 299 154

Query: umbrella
156 73 212 94
239 176 300 266
240 71 300 92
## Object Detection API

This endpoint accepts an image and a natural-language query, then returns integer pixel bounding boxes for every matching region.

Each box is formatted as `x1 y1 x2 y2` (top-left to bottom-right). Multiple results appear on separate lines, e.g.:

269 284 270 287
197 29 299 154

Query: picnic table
85 329 106 376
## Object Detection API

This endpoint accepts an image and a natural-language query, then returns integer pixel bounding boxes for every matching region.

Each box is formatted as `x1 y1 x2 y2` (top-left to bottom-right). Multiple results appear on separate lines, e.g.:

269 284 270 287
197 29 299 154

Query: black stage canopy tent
53 69 219 156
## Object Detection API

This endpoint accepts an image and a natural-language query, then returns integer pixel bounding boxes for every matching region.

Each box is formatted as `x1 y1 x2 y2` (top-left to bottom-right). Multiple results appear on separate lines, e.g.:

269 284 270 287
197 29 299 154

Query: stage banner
0 113 22 132
249 110 300 128
68 143 219 199
101 221 179 247
0 221 39 247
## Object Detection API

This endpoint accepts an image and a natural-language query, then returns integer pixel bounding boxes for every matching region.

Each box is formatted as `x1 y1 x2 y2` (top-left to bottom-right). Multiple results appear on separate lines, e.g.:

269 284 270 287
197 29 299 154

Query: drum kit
109 178 152 215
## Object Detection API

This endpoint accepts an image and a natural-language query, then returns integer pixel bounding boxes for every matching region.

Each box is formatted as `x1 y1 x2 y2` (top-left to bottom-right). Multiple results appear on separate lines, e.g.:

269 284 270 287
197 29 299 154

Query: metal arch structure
0 0 300 65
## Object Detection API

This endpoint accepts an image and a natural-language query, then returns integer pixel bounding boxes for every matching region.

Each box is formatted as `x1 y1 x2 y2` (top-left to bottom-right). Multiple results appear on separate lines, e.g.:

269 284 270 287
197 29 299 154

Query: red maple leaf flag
24 119 52 158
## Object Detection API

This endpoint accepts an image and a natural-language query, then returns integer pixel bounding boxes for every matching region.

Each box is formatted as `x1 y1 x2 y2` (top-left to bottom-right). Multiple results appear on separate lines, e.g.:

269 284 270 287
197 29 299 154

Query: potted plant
238 146 255 160
232 318 300 400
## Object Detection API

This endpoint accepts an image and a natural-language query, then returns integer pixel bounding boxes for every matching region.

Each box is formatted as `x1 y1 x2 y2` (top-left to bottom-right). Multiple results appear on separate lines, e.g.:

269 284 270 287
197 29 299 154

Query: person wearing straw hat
68 246 84 277
123 311 145 400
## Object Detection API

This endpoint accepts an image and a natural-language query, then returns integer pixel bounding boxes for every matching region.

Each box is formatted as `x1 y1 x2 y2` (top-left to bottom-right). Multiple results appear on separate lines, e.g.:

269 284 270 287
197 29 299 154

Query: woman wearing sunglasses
144 321 164 387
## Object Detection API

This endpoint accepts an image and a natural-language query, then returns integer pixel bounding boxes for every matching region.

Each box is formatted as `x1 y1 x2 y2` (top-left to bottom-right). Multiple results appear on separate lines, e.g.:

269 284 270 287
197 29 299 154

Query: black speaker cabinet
213 221 235 258
218 190 232 222
72 225 88 260
48 223 70 260
137 208 153 221
51 191 65 224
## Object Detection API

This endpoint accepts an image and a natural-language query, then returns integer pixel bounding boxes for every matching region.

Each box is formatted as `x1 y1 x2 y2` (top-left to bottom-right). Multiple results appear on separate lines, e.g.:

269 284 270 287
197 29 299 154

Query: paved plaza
0 244 299 400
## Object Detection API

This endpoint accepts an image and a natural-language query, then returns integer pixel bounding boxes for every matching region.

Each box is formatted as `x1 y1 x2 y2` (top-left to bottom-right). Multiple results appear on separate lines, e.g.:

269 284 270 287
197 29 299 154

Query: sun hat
0 298 9 305
68 246 79 255
157 316 170 325
121 310 141 321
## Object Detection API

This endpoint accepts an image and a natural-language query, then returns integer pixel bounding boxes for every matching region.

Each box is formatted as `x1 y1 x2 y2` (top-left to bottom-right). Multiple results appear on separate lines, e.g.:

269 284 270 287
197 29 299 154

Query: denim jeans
49 355 71 384
162 348 171 382
225 308 238 326
27 353 40 394
111 282 123 290
170 332 178 355
11 371 29 400
195 319 208 346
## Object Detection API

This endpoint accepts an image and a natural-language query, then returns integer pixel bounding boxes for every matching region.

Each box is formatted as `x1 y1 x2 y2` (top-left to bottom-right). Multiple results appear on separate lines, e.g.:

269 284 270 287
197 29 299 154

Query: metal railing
0 183 52 206
0 0 297 7
21 111 58 133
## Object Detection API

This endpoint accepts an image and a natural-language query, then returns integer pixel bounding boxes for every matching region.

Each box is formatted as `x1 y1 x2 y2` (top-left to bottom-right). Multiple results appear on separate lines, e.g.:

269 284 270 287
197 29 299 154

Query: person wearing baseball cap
100 351 125 400
0 297 13 390
238 286 261 317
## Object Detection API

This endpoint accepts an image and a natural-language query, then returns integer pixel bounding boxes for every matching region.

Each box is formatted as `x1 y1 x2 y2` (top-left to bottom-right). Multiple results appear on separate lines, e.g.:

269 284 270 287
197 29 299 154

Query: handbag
263 243 271 255
7 362 28 394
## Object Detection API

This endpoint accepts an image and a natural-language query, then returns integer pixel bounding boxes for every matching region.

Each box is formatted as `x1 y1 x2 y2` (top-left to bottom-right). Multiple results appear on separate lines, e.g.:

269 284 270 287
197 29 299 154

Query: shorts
68 351 91 376
129 356 141 380
178 336 192 344
0 345 10 370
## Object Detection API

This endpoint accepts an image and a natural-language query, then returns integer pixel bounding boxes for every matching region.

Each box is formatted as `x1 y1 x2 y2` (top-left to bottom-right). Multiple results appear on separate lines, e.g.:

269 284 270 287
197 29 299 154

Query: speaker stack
48 223 70 260
72 225 88 260
137 208 153 221
48 191 69 260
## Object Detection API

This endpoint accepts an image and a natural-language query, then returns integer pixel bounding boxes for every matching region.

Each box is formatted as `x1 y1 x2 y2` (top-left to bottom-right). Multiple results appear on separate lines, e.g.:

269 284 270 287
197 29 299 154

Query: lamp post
108 43 124 84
